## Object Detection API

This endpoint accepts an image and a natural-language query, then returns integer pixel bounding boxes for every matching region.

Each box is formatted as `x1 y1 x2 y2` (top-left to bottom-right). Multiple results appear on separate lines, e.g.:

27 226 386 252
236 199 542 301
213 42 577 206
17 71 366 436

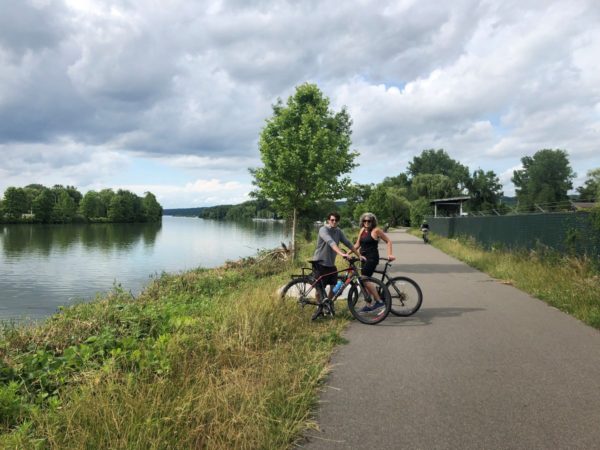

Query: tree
577 168 600 202
408 149 470 192
108 190 143 222
409 198 432 227
411 174 457 199
80 191 103 219
341 183 373 223
251 83 358 254
466 169 503 213
511 149 575 211
52 190 77 222
142 192 163 222
32 188 54 223
363 185 411 227
98 189 116 217
2 187 29 219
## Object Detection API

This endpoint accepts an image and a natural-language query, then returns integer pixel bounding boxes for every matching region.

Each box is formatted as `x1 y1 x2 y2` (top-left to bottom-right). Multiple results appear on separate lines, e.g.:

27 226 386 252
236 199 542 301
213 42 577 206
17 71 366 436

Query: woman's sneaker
359 301 386 313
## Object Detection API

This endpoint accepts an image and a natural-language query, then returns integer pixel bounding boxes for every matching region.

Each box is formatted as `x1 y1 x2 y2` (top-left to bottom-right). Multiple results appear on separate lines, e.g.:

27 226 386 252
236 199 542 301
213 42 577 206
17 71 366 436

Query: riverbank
0 243 349 448
410 229 600 329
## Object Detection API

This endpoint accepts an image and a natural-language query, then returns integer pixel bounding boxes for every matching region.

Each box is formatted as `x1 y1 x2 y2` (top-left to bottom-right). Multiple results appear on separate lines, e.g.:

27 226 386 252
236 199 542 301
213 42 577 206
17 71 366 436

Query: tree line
249 83 600 252
198 198 281 221
0 184 163 224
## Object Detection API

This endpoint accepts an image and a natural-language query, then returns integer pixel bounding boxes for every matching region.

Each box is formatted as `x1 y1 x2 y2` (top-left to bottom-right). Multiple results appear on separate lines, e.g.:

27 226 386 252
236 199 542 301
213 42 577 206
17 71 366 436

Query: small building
429 196 471 218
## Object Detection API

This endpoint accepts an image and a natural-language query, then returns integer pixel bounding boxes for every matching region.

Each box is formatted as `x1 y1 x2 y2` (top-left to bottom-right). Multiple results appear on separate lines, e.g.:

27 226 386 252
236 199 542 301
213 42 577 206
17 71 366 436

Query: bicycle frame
294 259 361 303
372 257 393 285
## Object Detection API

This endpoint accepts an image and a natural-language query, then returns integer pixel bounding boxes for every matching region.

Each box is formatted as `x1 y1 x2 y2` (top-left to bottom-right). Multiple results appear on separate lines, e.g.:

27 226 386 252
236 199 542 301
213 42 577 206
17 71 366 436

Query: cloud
2 0 600 207
117 178 253 208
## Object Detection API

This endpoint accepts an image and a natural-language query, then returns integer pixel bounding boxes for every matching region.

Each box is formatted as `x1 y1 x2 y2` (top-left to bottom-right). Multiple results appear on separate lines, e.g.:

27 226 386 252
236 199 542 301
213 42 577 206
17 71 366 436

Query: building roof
429 196 471 205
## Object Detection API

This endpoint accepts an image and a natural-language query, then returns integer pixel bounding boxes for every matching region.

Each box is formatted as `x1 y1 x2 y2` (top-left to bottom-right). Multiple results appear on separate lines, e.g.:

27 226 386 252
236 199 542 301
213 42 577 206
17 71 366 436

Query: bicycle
280 257 392 325
421 227 430 244
372 257 423 316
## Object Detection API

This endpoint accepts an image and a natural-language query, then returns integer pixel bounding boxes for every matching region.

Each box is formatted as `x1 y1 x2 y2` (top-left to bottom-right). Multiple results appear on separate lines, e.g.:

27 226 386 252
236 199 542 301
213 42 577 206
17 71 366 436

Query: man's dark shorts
313 263 337 287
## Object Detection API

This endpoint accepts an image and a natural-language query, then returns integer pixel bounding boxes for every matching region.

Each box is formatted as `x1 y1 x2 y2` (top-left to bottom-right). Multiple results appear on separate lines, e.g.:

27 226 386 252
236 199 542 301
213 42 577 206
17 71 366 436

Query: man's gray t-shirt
313 225 353 267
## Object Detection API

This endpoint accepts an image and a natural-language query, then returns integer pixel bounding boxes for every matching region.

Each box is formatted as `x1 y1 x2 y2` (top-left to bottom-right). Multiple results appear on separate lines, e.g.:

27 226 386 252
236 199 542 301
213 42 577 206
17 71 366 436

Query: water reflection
0 217 286 320
1 222 161 257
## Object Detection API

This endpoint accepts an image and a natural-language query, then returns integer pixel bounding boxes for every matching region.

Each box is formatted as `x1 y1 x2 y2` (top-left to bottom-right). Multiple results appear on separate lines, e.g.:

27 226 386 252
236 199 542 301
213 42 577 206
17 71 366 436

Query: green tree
32 188 54 223
408 149 470 192
251 83 358 253
411 174 457 199
576 168 600 202
97 189 116 217
80 191 103 219
108 190 142 222
466 169 503 213
363 185 411 227
410 198 432 227
2 187 29 220
511 149 575 211
52 190 77 223
142 192 163 222
341 183 373 223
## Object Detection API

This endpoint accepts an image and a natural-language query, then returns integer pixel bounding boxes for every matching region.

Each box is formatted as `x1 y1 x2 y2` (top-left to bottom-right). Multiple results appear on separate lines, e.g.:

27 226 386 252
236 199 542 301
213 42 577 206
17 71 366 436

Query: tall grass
418 230 600 330
0 244 348 449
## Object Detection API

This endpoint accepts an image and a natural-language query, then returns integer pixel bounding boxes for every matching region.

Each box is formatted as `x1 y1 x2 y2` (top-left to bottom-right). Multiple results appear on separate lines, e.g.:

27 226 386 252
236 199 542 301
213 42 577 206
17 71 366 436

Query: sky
1 0 599 208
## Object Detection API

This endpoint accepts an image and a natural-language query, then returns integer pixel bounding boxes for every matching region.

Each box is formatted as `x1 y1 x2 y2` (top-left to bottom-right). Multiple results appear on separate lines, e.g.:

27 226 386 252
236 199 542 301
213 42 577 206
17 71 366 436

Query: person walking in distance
354 212 395 311
313 212 363 309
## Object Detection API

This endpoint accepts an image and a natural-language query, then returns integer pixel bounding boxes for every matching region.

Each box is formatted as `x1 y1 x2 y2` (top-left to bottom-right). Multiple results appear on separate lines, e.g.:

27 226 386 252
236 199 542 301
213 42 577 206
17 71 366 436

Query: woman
354 212 396 277
353 213 395 312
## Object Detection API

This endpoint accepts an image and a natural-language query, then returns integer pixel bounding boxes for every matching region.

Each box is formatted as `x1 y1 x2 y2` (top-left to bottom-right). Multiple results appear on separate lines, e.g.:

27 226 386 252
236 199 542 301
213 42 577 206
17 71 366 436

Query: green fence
429 211 600 259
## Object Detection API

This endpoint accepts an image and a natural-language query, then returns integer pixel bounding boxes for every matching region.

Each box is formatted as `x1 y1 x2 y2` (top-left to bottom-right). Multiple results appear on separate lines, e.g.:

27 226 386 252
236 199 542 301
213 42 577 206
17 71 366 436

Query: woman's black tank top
359 229 379 259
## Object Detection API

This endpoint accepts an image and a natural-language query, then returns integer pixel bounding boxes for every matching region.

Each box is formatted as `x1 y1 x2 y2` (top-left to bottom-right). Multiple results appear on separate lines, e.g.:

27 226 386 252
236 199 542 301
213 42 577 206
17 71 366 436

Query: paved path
302 229 600 449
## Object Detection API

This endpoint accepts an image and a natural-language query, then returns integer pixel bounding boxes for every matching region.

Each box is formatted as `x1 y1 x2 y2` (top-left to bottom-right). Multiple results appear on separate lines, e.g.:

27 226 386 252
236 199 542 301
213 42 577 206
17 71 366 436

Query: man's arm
340 232 364 259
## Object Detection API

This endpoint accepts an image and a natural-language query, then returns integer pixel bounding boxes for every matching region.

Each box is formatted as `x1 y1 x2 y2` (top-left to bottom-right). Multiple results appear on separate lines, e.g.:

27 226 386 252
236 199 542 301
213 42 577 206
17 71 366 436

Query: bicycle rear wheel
280 276 321 307
346 276 391 325
387 276 423 316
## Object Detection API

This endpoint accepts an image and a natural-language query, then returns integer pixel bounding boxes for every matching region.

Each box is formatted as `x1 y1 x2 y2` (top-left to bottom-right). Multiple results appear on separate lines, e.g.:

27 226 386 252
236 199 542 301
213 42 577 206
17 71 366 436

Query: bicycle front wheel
347 276 391 325
280 276 321 307
387 276 423 316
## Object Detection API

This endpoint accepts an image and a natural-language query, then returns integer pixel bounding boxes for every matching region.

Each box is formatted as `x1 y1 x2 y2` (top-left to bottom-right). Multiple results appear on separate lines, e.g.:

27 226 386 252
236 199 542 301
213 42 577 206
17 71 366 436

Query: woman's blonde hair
359 212 378 228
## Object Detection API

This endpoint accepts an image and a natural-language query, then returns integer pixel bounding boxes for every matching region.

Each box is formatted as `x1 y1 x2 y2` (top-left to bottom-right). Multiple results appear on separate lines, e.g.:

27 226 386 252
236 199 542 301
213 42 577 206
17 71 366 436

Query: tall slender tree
251 83 358 254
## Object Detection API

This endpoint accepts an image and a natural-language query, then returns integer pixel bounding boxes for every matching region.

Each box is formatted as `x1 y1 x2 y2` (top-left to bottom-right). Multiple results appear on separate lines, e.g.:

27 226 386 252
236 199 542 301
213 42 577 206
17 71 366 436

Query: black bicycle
280 257 391 325
372 258 423 316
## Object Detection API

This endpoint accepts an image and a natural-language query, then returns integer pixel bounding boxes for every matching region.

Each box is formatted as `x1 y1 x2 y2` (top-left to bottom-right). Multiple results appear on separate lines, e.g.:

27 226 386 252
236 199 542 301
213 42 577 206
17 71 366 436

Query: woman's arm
354 227 364 252
377 228 396 261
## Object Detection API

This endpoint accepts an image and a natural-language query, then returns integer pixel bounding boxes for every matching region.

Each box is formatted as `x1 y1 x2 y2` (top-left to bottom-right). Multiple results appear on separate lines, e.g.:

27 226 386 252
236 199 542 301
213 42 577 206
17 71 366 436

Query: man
312 212 364 308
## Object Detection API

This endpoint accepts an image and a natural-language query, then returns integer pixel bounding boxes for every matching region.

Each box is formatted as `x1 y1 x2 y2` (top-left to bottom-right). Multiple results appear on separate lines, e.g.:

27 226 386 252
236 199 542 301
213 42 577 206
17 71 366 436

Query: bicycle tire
387 276 423 316
346 276 391 325
280 276 322 308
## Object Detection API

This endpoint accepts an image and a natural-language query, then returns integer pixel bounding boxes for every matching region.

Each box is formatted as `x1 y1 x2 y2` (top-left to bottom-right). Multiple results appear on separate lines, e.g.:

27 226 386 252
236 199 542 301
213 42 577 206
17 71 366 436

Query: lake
0 216 287 321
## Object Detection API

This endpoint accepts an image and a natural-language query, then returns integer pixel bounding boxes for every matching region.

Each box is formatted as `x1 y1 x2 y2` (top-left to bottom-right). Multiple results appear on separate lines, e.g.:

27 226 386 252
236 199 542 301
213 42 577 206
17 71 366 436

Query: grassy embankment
0 242 350 449
412 230 600 330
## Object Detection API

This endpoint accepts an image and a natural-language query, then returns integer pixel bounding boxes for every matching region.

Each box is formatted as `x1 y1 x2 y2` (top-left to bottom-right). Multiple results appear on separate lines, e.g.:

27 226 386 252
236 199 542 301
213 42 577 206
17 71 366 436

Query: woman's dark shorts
361 257 378 277
313 263 337 287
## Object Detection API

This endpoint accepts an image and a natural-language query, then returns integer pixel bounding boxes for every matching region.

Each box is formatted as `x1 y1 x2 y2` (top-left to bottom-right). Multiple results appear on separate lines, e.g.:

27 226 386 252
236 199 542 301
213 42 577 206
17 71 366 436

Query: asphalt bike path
302 229 600 449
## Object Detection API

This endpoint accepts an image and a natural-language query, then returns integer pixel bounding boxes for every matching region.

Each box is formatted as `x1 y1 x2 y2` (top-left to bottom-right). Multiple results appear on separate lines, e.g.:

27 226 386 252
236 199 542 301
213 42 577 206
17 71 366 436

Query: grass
411 229 600 330
0 243 350 449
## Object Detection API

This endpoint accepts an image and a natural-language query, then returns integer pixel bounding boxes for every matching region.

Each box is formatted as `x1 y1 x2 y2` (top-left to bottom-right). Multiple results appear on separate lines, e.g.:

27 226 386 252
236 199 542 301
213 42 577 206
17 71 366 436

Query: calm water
0 216 287 320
